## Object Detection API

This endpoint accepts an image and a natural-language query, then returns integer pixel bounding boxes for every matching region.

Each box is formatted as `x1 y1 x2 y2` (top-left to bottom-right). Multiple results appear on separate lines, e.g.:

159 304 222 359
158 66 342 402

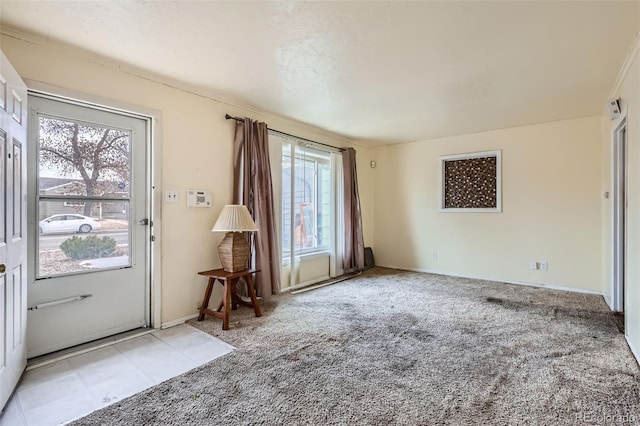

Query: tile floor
0 324 234 426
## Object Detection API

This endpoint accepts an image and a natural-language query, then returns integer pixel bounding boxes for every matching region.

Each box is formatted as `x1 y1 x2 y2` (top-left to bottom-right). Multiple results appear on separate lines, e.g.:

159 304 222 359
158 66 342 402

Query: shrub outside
60 236 117 260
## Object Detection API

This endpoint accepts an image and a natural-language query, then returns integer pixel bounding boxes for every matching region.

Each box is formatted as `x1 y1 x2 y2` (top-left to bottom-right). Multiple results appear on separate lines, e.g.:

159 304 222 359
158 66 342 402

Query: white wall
605 34 640 361
373 116 603 292
0 31 374 325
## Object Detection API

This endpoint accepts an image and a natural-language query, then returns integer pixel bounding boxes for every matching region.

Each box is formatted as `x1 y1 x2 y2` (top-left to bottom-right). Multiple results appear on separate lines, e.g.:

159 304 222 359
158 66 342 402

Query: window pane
38 200 130 278
282 143 331 255
38 115 131 198
293 155 317 250
282 143 292 252
317 160 331 248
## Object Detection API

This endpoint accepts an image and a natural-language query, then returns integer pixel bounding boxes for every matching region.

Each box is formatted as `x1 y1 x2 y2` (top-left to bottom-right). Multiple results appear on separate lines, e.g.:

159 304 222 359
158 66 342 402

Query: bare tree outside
39 116 130 216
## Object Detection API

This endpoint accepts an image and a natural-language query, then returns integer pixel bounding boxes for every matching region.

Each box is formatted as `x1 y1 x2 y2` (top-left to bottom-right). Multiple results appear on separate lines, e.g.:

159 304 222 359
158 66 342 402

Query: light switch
165 190 178 203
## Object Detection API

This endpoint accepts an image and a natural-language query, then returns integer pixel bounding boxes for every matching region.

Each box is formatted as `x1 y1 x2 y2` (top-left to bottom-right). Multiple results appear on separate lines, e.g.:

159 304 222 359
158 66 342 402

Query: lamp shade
211 204 258 232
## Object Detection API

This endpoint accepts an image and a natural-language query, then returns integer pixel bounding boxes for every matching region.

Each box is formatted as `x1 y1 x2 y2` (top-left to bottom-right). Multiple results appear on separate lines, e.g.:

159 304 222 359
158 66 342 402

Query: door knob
0 264 5 273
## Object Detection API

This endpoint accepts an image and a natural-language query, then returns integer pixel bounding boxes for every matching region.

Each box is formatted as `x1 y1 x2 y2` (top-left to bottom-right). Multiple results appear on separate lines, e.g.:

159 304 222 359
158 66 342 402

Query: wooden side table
197 268 262 330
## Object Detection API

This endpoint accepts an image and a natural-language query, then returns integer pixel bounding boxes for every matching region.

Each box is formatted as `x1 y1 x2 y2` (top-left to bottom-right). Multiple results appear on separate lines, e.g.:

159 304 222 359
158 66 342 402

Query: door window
36 114 132 278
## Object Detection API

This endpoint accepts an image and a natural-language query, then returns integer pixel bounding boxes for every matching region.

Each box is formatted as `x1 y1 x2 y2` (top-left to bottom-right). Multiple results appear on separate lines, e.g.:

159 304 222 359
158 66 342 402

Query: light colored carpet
71 268 640 425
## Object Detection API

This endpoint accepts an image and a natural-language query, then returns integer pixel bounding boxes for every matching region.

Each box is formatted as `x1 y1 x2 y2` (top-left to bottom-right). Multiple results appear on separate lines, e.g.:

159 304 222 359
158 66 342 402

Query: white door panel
0 50 28 412
27 95 149 358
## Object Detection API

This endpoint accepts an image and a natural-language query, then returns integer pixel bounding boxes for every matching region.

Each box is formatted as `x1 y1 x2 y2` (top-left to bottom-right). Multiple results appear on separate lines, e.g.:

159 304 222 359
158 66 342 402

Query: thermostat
186 189 212 207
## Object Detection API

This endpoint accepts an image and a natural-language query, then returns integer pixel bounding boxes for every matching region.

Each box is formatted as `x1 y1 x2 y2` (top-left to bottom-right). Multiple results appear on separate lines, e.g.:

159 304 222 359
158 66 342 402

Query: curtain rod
225 114 346 152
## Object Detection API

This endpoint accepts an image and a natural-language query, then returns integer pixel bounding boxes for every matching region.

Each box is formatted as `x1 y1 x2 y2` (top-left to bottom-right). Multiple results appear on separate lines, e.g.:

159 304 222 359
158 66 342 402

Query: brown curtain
342 147 365 270
233 118 280 297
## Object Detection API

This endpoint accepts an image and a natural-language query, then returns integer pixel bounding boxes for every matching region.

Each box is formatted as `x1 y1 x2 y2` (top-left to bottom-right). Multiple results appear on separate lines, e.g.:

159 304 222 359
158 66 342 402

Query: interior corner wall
0 33 374 325
606 41 640 359
373 116 603 292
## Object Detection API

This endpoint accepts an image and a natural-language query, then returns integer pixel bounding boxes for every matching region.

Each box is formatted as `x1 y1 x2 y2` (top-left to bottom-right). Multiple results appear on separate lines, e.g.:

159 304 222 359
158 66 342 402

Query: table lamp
211 204 258 272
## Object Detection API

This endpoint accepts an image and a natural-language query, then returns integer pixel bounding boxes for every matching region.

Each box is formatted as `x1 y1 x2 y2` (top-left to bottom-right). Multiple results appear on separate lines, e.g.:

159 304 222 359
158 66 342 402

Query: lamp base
218 232 250 272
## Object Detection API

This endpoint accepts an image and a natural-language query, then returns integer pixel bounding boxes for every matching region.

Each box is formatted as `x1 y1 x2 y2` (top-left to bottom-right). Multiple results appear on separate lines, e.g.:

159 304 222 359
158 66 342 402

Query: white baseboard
161 313 199 329
626 336 640 366
375 264 603 296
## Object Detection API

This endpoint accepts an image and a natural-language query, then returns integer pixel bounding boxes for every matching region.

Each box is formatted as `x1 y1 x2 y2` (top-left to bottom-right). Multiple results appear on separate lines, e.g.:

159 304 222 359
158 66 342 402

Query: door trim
25 80 163 332
610 109 627 314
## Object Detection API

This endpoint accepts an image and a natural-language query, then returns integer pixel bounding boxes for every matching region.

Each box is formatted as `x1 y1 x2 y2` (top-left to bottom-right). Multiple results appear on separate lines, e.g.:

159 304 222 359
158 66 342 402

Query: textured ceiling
1 1 638 145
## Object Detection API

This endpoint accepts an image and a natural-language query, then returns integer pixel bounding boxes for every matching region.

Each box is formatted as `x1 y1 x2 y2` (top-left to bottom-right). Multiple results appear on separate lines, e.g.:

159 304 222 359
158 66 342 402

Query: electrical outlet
165 190 178 203
530 261 538 270
432 252 438 260
540 261 548 271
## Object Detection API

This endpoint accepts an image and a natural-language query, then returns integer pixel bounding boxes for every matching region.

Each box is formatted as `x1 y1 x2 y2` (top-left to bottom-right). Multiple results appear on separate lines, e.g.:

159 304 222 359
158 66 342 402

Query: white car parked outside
39 214 102 235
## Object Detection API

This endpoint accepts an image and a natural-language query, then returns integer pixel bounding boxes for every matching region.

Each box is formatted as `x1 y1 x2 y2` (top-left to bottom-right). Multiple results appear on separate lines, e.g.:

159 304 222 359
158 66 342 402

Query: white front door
0 51 28 411
27 95 150 358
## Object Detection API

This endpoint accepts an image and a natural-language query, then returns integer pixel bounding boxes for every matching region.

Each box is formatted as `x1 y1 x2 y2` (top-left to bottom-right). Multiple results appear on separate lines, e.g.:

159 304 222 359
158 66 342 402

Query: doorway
27 94 152 358
611 113 627 317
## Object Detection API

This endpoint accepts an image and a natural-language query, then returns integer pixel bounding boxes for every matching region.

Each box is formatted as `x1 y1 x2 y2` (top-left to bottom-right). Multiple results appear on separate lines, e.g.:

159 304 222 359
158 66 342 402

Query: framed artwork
438 150 502 213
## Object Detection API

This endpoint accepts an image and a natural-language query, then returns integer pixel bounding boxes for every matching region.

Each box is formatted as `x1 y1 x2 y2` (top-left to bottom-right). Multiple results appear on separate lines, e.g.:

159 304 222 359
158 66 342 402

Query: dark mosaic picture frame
438 150 502 213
